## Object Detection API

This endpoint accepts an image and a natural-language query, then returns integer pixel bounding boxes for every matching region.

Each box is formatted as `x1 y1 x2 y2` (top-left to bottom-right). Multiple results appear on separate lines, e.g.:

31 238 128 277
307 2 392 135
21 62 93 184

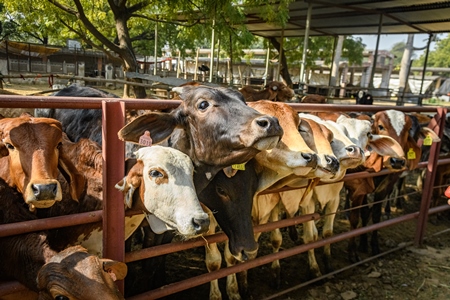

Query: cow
198 159 259 300
0 178 127 300
239 81 295 102
34 84 145 158
0 114 85 211
35 84 119 146
118 85 284 193
345 109 440 262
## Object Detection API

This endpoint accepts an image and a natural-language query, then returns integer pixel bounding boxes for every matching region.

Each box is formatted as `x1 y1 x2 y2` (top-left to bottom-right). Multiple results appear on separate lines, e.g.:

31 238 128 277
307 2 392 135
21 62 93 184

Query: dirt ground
1 83 450 300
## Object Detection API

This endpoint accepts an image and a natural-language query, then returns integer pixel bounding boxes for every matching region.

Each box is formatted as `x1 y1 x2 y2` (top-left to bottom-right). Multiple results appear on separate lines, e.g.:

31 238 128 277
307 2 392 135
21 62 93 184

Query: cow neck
193 164 220 193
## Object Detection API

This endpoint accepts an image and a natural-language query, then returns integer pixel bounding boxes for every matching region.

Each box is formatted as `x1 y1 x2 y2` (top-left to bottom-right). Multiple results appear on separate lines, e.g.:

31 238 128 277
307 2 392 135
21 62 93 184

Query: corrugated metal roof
244 0 450 38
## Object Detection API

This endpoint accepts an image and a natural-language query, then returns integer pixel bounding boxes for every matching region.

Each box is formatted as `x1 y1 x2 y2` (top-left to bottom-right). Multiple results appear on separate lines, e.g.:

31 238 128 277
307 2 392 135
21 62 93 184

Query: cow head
0 115 85 210
248 101 317 181
115 146 210 238
335 115 405 165
118 86 283 192
266 81 295 102
371 110 439 171
37 245 127 300
299 113 364 180
200 159 259 262
297 117 340 180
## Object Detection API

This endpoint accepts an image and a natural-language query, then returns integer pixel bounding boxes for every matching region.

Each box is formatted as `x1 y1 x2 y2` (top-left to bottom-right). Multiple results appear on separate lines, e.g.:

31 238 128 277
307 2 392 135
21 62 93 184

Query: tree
414 33 450 68
1 0 286 96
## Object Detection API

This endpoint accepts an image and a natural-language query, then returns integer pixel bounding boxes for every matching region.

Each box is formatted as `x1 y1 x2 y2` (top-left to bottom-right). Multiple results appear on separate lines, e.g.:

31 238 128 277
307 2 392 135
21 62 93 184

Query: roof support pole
369 14 383 88
264 47 270 86
194 48 199 81
300 1 313 84
209 17 216 83
419 33 433 105
154 21 158 76
277 28 285 81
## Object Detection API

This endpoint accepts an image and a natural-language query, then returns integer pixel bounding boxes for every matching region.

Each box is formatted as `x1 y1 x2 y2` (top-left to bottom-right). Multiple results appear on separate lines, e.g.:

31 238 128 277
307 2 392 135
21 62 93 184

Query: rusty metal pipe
0 210 102 238
125 213 320 263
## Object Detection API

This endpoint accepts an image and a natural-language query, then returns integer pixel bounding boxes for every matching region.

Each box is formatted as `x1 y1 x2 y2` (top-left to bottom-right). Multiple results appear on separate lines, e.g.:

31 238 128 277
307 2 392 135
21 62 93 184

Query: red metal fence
0 95 448 299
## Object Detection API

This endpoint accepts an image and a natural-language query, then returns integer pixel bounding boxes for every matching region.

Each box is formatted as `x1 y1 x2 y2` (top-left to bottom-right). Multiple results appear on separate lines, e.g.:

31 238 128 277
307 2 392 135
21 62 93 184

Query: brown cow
0 114 85 211
239 81 295 102
0 178 127 300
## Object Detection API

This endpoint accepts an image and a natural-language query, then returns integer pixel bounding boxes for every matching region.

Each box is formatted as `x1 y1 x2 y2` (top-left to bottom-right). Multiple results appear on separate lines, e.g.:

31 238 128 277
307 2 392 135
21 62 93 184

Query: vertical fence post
414 107 447 247
102 100 126 292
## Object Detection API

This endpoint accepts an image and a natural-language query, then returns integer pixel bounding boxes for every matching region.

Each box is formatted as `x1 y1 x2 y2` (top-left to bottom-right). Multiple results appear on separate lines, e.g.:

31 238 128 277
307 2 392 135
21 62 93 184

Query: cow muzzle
24 179 63 208
389 157 406 169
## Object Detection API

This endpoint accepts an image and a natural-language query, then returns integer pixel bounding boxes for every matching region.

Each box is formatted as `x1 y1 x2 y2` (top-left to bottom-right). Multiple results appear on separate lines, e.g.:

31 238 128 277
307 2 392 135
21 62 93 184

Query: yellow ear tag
423 135 433 146
407 148 416 160
232 164 246 171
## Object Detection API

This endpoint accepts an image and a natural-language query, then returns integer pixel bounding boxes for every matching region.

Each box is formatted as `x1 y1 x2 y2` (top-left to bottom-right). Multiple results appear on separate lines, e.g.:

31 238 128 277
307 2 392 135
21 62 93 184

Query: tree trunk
269 37 293 87
115 15 147 98
399 34 414 92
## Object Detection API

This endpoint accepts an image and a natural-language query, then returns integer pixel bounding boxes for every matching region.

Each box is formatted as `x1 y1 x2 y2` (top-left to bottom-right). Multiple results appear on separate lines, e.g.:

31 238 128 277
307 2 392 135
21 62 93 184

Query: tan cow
0 114 85 211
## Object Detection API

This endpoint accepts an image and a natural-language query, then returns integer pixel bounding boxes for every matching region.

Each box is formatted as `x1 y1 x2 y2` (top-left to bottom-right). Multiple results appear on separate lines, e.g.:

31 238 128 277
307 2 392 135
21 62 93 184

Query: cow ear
57 152 85 202
102 259 128 281
223 166 238 178
118 112 177 145
368 134 405 158
419 127 441 143
115 161 143 209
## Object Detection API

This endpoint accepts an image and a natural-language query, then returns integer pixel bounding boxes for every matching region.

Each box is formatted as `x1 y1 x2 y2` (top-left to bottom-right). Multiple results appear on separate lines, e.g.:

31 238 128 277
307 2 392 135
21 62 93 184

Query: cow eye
198 101 210 111
149 170 163 178
5 143 14 150
378 125 384 131
216 186 227 197
55 296 69 300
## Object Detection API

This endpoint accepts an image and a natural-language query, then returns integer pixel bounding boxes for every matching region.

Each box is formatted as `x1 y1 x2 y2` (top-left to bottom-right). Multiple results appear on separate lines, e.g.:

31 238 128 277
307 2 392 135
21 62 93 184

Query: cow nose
345 145 362 157
390 157 406 169
192 216 210 234
302 152 318 168
32 183 58 200
325 155 340 174
255 116 271 128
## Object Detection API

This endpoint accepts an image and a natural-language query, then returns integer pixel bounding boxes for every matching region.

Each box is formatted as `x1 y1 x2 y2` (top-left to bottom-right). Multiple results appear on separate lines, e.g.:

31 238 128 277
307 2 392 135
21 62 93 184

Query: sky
355 33 441 56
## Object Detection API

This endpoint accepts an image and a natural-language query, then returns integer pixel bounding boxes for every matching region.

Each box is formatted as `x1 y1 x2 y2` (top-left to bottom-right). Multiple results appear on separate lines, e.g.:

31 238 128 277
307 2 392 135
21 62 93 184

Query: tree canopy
0 0 367 92
413 33 450 69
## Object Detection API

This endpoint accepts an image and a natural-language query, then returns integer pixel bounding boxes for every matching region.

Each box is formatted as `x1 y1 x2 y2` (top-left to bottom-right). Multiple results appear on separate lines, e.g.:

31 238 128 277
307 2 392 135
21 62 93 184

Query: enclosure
0 93 448 299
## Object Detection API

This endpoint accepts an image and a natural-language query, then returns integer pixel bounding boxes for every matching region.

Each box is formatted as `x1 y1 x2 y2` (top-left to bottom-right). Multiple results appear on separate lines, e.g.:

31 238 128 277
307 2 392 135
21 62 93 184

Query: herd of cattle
0 81 448 300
